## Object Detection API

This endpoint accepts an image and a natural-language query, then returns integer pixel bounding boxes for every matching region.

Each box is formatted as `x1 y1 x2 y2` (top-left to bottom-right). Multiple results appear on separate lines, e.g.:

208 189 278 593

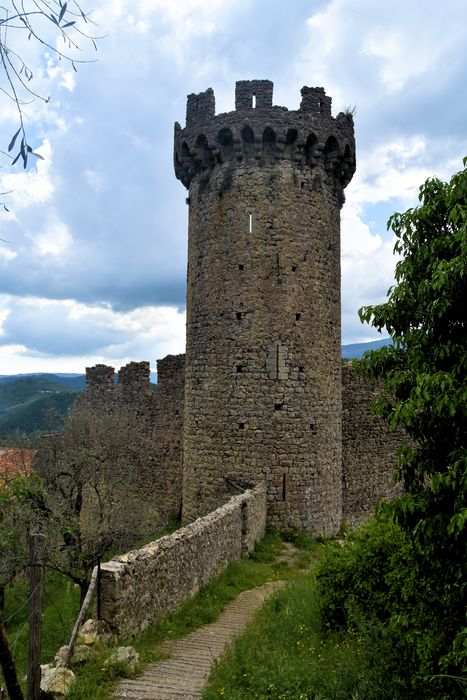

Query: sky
0 0 466 375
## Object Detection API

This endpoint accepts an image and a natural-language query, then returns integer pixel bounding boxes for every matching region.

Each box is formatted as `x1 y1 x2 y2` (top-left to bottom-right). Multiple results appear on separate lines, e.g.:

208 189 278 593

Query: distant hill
0 372 86 390
0 376 80 436
341 337 392 359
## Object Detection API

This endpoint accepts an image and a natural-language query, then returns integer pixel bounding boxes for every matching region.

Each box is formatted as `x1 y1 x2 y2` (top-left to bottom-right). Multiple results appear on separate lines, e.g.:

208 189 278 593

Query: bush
316 511 405 628
316 509 467 698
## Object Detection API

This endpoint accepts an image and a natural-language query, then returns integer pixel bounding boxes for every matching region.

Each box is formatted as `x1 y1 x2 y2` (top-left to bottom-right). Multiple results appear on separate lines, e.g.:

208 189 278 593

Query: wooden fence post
27 532 46 700
0 618 24 700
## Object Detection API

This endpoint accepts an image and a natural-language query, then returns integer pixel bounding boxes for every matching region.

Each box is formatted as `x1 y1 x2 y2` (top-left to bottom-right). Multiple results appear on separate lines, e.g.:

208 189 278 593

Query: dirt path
113 580 284 699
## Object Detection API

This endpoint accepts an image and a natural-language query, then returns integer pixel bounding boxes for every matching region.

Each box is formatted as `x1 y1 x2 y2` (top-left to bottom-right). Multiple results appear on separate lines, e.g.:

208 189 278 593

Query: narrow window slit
252 94 256 108
295 313 302 321
282 474 287 501
248 212 253 233
236 312 242 320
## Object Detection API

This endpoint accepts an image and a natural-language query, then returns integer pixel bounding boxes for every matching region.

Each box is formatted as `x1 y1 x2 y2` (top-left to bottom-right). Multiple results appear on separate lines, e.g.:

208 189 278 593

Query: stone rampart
342 363 405 528
98 484 267 639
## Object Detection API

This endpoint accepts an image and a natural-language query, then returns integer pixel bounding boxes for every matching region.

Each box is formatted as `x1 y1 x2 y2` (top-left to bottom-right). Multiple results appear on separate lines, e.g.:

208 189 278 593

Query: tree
0 466 47 613
358 158 467 694
0 468 48 700
36 405 161 603
1 0 100 192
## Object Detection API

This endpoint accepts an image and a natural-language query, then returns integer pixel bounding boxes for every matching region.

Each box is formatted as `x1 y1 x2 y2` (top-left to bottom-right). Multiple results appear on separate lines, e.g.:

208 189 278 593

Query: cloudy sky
0 0 466 375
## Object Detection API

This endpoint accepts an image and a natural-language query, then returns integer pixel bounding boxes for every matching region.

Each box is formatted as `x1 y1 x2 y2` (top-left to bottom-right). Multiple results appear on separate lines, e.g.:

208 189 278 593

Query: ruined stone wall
153 354 185 519
175 80 356 537
342 363 405 529
99 484 266 638
35 357 185 544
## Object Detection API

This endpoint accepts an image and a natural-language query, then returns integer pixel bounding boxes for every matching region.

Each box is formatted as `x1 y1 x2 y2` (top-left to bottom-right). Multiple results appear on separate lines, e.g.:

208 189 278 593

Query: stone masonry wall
98 484 267 639
35 356 185 545
342 363 404 529
175 80 356 537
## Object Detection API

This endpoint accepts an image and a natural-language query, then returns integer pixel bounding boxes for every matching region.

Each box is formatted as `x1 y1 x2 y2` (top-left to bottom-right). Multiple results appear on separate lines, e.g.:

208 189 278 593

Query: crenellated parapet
174 80 355 190
118 361 152 399
85 364 115 393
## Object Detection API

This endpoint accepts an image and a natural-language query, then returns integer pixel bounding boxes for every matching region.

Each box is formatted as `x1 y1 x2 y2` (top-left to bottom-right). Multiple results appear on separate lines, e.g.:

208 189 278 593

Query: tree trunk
0 617 24 700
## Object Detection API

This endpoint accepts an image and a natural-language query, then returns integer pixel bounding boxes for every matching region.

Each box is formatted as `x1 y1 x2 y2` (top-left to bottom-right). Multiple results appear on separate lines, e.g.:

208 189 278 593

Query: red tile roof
0 447 36 484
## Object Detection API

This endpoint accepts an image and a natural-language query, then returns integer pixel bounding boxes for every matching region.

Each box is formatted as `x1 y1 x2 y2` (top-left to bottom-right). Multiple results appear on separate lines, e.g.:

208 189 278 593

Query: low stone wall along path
114 580 284 700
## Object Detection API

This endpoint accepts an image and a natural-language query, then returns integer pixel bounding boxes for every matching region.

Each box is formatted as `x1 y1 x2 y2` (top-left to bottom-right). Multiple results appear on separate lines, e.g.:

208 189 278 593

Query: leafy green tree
358 159 467 694
0 468 48 612
0 468 49 699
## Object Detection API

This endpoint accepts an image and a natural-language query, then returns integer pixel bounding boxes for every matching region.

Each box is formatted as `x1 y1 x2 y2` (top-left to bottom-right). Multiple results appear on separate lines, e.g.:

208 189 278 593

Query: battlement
85 364 115 392
118 361 152 398
174 80 355 190
235 80 273 110
186 88 215 127
300 86 332 115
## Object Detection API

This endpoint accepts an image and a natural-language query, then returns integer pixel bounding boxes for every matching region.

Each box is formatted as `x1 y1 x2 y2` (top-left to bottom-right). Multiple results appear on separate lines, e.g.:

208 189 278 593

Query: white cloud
348 140 465 211
341 202 398 343
0 140 54 210
0 295 186 371
35 213 73 256
0 246 17 262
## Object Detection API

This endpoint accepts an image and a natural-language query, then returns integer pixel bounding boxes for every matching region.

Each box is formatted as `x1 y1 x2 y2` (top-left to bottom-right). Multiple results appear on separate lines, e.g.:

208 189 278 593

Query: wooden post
96 557 101 621
27 533 46 700
0 618 24 700
63 566 98 667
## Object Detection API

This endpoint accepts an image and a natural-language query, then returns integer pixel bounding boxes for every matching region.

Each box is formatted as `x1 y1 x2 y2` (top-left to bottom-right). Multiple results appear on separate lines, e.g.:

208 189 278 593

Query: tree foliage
352 159 467 694
0 467 48 611
1 0 100 199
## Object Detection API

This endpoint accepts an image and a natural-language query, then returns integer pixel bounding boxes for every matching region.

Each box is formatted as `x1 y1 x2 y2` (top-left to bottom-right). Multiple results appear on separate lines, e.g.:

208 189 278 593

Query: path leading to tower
113 580 285 700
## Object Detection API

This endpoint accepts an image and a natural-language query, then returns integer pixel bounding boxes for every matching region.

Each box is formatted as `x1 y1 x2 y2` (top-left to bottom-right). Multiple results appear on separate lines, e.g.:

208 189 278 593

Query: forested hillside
0 376 81 437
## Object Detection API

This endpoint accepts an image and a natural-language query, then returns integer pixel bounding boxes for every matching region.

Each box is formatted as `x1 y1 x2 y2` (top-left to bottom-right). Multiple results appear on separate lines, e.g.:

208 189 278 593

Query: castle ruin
175 80 356 536
37 81 404 541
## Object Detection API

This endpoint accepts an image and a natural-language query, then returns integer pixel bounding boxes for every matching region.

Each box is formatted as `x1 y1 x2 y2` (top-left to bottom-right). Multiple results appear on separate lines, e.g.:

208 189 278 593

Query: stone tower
174 80 355 536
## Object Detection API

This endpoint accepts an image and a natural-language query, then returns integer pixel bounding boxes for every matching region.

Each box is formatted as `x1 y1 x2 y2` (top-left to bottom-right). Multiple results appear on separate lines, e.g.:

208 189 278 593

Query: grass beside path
203 535 401 700
67 527 319 699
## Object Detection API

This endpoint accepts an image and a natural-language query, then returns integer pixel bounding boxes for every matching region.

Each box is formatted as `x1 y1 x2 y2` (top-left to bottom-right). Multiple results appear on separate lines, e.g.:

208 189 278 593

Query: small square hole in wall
298 366 304 373
239 264 244 270
236 365 243 373
239 422 245 429
291 265 297 272
295 313 302 321
236 312 242 320
274 402 283 411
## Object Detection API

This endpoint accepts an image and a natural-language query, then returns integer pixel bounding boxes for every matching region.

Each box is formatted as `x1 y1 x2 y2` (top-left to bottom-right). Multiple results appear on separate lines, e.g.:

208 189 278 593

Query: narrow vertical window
252 94 256 108
249 212 253 233
282 474 287 501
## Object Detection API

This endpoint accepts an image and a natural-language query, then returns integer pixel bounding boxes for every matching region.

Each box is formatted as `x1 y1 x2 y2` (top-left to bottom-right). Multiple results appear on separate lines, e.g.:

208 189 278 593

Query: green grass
3 528 339 700
2 569 81 684
66 527 316 699
202 573 394 700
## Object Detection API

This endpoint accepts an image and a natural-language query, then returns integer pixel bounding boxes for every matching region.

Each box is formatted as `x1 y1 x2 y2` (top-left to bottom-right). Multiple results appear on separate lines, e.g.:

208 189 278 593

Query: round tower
174 80 355 536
